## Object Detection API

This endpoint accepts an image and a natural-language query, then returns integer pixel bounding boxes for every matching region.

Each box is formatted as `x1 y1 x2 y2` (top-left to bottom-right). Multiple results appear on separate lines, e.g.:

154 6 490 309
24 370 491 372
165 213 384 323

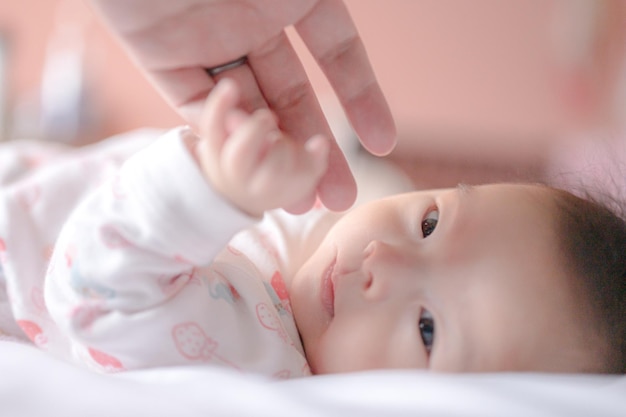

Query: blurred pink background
1 0 624 175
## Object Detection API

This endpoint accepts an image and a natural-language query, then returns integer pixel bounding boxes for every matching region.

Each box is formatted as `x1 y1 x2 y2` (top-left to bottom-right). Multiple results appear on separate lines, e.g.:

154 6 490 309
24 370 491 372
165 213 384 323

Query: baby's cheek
305 320 371 374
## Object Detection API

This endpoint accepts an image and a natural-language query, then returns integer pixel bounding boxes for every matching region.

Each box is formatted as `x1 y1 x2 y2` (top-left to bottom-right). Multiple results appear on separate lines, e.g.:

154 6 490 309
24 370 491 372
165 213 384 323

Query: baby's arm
44 126 257 370
193 79 330 216
44 80 334 372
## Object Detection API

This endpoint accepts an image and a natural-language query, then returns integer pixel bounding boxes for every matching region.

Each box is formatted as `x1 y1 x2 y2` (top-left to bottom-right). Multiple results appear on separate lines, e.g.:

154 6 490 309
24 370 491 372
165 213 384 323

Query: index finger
295 0 397 156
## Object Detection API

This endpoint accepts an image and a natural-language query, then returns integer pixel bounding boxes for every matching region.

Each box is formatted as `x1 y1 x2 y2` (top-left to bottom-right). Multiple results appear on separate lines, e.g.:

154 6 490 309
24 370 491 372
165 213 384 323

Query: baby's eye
421 209 439 238
419 309 435 354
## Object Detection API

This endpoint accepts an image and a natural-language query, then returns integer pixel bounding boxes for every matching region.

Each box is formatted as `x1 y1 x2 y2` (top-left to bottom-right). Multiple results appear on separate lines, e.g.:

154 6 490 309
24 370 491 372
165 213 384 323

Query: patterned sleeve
44 126 256 371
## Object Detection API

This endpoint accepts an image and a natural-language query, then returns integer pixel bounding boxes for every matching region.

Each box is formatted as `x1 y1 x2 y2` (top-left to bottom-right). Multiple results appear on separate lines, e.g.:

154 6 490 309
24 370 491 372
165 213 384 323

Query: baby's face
290 183 596 374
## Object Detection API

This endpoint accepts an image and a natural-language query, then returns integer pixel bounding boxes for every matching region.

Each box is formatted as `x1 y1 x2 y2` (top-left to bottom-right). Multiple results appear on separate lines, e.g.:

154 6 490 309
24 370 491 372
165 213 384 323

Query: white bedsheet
1 341 624 417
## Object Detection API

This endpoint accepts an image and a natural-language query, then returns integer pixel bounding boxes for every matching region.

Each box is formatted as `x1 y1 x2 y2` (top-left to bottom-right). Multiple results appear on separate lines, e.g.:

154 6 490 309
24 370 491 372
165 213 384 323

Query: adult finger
145 67 217 127
296 0 397 156
249 31 357 211
210 61 269 115
146 62 269 129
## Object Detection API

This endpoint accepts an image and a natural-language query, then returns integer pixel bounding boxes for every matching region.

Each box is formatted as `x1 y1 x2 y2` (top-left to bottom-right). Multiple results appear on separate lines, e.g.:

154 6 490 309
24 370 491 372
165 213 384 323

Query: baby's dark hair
549 187 626 373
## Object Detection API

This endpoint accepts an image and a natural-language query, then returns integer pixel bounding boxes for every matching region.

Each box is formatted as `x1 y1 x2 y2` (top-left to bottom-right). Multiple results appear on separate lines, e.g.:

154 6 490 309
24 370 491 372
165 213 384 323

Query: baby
0 80 624 377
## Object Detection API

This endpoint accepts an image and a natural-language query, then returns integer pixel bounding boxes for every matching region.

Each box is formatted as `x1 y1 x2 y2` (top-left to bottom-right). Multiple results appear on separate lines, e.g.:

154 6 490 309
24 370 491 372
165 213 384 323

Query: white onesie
0 127 338 378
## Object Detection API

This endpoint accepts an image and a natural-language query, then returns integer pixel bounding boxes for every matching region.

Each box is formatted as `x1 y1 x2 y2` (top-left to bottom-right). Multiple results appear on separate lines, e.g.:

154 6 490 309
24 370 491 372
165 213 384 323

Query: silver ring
205 56 248 77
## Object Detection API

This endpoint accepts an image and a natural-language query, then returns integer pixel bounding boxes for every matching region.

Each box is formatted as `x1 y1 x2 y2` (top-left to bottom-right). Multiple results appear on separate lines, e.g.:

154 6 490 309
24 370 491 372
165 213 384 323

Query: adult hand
89 0 397 212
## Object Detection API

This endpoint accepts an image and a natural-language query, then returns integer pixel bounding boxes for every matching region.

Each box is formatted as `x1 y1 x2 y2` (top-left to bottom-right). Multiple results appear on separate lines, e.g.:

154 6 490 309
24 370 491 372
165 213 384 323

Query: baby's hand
194 79 329 217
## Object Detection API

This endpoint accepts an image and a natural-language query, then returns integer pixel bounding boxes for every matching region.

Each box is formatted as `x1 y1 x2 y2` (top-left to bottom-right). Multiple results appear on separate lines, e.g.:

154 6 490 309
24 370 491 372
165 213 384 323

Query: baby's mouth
320 257 336 317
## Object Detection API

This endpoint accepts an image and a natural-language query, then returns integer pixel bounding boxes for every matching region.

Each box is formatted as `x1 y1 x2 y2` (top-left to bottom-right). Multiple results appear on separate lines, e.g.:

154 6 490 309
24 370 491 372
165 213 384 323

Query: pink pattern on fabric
271 271 291 314
206 269 240 303
0 237 6 264
100 224 133 249
70 302 105 330
172 322 240 370
158 270 196 297
16 320 48 348
88 347 124 372
256 303 290 344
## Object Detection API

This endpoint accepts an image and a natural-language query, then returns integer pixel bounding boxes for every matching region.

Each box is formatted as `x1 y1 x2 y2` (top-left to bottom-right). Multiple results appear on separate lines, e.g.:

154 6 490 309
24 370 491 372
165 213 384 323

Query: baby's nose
362 240 414 301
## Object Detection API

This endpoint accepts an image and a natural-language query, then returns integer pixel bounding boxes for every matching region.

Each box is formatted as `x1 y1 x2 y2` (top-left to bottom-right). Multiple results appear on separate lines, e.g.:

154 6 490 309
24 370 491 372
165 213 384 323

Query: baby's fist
194 79 329 216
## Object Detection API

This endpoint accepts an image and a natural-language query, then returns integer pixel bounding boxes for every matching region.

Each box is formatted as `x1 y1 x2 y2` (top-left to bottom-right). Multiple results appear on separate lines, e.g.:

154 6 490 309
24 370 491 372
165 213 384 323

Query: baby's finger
225 108 250 135
283 135 329 213
252 134 329 207
210 57 268 115
199 78 240 152
221 109 279 181
224 106 277 137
